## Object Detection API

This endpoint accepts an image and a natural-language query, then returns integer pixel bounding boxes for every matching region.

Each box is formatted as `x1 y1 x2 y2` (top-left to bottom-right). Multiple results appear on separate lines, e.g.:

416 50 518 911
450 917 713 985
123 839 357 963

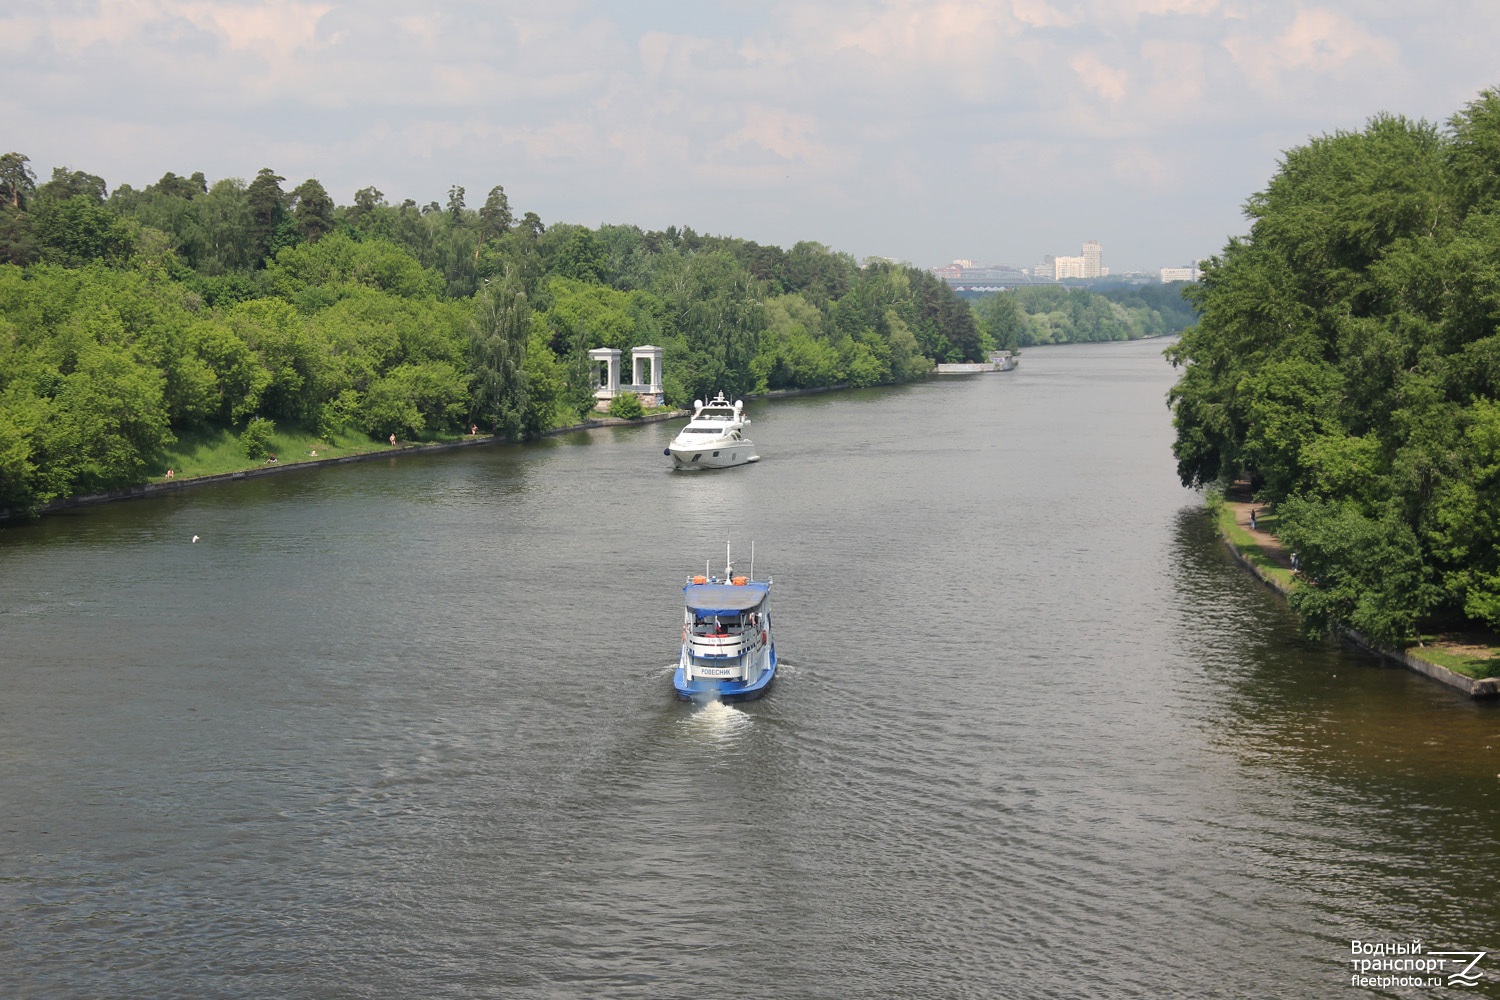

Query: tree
1167 100 1500 643
479 185 513 240
469 275 530 438
0 152 37 209
34 197 134 267
149 171 208 200
35 341 175 497
551 226 606 283
517 211 544 238
35 167 108 205
974 292 1021 351
520 323 564 436
291 178 335 244
0 203 38 265
245 168 288 266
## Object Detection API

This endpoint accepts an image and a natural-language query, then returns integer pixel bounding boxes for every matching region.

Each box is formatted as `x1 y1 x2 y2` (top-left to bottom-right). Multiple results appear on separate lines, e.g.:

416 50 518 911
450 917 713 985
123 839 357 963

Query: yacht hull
667 441 759 470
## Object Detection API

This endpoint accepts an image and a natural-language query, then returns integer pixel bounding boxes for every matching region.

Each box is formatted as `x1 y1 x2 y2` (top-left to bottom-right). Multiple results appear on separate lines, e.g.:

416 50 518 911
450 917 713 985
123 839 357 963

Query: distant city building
1082 240 1102 279
931 261 1042 291
1054 255 1086 279
1043 241 1107 281
934 241 1206 290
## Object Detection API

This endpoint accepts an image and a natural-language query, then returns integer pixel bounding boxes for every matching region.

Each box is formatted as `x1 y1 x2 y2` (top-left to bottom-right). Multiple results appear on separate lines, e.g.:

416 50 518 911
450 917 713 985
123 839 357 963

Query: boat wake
681 698 752 739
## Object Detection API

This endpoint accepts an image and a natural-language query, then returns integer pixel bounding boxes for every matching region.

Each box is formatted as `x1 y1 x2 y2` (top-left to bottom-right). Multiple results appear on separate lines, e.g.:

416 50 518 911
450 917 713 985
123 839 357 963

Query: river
3 338 1497 998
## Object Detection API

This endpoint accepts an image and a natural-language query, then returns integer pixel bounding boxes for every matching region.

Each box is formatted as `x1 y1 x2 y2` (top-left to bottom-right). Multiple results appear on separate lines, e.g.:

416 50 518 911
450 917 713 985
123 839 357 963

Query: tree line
973 282 1197 350
1167 88 1500 646
0 155 987 511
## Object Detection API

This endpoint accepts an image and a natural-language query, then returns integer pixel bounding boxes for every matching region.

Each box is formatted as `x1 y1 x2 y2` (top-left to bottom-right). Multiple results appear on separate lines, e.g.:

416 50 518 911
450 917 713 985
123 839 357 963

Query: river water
3 339 1498 999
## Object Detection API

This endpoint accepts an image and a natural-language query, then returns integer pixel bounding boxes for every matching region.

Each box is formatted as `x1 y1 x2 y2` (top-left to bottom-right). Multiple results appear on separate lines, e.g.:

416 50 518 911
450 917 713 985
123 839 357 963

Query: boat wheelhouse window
692 614 751 634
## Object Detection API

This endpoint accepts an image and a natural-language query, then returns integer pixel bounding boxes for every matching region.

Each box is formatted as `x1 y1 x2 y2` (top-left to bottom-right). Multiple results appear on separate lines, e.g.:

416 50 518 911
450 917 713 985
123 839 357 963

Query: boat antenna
725 537 732 578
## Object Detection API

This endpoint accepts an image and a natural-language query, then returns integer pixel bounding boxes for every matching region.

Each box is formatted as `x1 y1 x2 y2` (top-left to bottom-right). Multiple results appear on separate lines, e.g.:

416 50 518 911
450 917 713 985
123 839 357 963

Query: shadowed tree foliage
1169 91 1500 644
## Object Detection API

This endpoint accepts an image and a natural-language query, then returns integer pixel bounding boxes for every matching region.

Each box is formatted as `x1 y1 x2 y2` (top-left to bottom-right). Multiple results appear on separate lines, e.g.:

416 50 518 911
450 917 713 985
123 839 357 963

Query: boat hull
673 649 777 702
667 441 759 470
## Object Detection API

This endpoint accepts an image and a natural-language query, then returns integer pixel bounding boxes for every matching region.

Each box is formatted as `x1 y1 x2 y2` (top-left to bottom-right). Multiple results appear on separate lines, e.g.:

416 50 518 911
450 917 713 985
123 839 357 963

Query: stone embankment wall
1219 531 1499 699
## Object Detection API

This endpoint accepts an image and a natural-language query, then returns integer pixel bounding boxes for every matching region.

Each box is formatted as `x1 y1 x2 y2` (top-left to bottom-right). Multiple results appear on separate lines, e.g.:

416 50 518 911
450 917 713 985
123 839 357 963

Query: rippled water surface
4 339 1499 998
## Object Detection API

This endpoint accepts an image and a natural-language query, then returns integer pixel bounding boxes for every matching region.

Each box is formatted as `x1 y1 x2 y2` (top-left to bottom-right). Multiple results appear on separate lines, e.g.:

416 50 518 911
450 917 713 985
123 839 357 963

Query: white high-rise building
1055 256 1086 279
1082 240 1102 279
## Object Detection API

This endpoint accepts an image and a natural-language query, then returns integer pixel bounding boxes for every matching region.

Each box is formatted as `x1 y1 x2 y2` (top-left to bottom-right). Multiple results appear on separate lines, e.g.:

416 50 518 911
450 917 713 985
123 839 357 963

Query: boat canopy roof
683 582 769 614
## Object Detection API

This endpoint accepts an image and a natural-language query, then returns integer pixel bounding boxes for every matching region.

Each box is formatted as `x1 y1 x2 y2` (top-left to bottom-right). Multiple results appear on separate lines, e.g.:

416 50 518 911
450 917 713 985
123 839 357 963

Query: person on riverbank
389 433 397 447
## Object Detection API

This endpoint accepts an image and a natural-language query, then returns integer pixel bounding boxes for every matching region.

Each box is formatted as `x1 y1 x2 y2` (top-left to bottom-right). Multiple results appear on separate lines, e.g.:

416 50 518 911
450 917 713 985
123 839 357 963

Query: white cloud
1 1 1496 270
1223 7 1401 94
1068 51 1130 103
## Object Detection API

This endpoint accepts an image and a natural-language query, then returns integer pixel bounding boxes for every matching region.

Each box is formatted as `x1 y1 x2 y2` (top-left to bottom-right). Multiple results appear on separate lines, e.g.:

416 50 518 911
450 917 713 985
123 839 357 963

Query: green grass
588 404 678 419
151 423 462 481
1406 641 1500 680
1215 503 1297 591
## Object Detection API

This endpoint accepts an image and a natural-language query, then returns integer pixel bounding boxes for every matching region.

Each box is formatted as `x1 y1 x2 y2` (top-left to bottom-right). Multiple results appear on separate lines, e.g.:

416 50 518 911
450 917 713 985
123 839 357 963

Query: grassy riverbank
1210 495 1296 592
152 424 431 480
149 406 679 483
1211 493 1500 683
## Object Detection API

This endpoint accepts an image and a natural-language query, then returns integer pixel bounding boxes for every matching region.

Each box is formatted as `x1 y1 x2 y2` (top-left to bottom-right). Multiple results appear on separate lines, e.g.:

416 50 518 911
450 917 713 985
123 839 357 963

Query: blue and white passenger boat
674 544 776 702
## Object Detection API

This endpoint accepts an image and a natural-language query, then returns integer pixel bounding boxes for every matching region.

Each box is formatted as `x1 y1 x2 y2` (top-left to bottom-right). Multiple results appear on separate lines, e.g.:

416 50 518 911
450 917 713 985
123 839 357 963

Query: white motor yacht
664 391 758 470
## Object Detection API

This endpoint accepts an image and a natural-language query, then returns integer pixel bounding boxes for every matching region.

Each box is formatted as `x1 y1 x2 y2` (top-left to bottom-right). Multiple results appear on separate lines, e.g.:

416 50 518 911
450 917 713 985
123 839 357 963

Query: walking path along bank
1218 488 1500 699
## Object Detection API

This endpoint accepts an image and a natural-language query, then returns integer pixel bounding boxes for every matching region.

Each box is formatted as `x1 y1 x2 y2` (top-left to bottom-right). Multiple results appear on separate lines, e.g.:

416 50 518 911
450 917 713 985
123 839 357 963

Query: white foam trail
683 699 752 740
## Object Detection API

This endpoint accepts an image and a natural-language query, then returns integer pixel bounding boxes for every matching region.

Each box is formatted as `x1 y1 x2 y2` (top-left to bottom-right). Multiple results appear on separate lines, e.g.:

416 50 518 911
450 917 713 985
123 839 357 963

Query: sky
3 1 1498 274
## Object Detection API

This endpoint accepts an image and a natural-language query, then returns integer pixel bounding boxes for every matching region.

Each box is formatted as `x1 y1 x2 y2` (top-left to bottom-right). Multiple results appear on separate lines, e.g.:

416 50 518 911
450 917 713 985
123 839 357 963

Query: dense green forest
0 156 984 511
974 283 1197 349
1167 88 1500 646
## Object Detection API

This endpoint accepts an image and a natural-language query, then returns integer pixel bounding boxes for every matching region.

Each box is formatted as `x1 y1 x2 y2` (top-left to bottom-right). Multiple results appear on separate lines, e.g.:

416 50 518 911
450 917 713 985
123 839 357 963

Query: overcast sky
4 1 1498 273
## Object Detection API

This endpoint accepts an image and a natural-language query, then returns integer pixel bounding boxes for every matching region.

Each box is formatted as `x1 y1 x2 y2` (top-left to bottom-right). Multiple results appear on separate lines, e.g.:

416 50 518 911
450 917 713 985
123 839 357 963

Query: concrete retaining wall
1220 535 1498 699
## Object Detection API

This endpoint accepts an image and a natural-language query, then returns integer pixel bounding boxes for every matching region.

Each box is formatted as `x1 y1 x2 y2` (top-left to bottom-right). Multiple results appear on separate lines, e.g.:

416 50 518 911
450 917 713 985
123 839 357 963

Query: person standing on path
1250 508 1258 531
